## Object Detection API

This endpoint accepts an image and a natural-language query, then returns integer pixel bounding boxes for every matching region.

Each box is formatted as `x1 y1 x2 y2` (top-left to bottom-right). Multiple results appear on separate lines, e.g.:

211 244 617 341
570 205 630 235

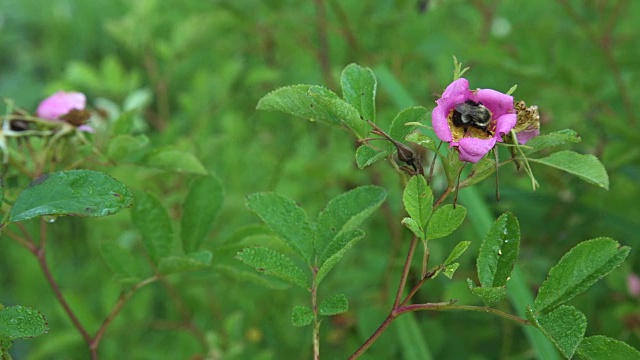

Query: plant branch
348 310 398 360
397 303 529 326
89 276 159 356
393 236 418 308
400 265 443 307
34 236 92 345
433 186 454 208
311 268 321 360
314 0 336 90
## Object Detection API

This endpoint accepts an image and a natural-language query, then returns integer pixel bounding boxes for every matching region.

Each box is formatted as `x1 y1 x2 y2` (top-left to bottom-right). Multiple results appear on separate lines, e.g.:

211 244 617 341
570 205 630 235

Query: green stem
311 268 320 360
397 303 529 326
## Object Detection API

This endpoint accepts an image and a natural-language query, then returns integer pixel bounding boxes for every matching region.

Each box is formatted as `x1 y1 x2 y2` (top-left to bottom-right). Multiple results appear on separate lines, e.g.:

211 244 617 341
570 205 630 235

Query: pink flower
36 91 93 132
432 78 517 163
37 91 86 120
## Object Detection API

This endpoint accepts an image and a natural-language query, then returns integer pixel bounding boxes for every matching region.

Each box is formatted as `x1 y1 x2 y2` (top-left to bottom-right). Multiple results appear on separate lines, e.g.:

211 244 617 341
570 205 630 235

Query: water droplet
43 215 58 223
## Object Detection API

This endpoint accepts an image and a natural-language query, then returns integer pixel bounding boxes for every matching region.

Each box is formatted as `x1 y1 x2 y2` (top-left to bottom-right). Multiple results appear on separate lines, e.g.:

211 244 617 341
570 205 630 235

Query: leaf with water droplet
0 306 48 339
8 170 133 223
477 212 520 288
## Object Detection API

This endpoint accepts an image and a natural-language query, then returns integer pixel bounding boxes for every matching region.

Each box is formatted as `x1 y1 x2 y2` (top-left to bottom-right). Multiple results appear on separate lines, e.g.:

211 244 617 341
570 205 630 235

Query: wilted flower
513 100 540 144
432 78 516 163
36 91 93 132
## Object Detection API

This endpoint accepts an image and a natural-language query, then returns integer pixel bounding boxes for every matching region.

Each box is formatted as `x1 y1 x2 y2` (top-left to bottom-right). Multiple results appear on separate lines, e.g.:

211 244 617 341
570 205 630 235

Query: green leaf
107 134 149 162
213 264 290 290
529 150 609 190
236 247 308 288
144 148 208 175
319 228 364 266
317 229 365 284
100 241 140 278
291 306 314 327
158 250 213 274
530 305 586 359
477 212 520 288
444 241 471 265
0 306 48 339
443 263 460 279
111 109 135 136
524 129 581 153
355 145 387 169
256 84 343 126
8 170 133 223
131 191 175 264
319 294 349 316
405 132 438 152
426 204 467 240
341 63 377 123
309 88 368 138
534 237 630 314
526 305 584 358
245 192 315 261
401 217 424 240
577 335 640 360
316 185 386 254
180 175 223 253
402 175 433 230
467 279 507 307
389 107 429 149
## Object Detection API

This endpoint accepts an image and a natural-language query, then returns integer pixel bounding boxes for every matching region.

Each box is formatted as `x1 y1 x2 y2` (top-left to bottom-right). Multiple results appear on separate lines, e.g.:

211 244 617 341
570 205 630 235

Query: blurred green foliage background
1 0 639 358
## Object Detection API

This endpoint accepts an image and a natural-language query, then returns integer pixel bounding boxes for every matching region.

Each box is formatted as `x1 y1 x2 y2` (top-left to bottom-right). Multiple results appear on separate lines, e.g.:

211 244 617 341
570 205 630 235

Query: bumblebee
452 100 493 135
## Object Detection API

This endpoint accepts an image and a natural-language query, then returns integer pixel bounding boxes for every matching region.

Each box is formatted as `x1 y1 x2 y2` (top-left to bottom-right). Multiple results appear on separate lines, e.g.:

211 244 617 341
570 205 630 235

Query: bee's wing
455 102 473 114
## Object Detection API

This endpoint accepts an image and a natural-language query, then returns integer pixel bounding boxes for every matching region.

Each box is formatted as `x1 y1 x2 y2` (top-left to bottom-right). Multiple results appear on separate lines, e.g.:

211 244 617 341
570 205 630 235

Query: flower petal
37 91 86 120
432 78 472 143
78 124 95 133
494 113 517 139
516 128 540 144
431 105 453 142
474 89 513 118
442 78 470 98
458 137 497 163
